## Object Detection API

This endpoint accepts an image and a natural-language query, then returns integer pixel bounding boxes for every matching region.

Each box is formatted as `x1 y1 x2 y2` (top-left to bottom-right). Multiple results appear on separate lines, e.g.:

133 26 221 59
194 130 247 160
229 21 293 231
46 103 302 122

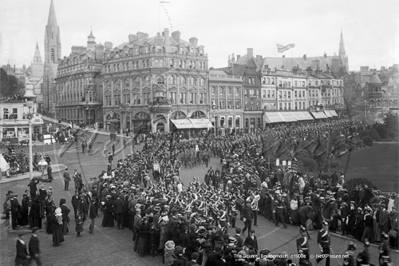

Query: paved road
1 133 398 266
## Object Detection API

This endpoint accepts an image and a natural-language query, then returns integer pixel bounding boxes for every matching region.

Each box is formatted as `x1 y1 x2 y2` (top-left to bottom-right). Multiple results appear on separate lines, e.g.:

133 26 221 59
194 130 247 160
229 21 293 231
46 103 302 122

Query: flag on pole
276 43 295 53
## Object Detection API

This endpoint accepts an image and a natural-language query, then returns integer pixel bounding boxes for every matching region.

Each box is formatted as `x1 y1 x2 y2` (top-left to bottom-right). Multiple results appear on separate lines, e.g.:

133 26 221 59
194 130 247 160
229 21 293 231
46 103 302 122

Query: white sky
1 0 398 71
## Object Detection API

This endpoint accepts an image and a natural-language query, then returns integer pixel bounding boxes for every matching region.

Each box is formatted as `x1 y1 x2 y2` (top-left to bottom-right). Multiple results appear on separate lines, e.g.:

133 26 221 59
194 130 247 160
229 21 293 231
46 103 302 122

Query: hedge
361 135 373 147
375 125 388 139
343 177 377 194
359 129 371 138
370 129 381 141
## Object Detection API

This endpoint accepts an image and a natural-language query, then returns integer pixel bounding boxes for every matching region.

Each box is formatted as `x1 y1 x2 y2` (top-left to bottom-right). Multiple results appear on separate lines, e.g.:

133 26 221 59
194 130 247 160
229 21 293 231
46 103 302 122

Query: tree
384 112 398 135
0 68 24 97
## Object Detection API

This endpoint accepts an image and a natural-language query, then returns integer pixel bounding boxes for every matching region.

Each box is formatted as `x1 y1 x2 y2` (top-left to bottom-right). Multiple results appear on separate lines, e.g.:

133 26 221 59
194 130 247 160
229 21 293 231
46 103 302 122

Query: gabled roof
369 72 382 84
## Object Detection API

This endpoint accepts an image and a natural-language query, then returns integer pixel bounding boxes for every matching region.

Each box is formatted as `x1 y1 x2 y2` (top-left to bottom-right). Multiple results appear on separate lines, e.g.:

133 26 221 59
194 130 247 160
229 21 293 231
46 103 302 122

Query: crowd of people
4 117 398 266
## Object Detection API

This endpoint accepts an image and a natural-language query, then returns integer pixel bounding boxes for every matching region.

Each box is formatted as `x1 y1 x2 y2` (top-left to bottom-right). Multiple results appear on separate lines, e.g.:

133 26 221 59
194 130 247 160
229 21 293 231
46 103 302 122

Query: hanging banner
276 159 280 166
282 160 286 166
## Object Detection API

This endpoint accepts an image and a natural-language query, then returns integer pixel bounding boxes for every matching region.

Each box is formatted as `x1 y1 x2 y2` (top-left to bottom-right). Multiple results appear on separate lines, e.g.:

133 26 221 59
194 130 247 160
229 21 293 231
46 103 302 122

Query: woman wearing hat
52 208 65 246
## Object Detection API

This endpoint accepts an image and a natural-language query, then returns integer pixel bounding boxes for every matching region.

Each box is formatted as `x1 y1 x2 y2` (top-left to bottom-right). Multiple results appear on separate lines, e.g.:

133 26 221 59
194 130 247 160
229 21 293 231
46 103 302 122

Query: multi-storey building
101 29 210 134
0 86 43 141
223 49 263 130
55 31 104 125
344 65 398 113
209 69 243 133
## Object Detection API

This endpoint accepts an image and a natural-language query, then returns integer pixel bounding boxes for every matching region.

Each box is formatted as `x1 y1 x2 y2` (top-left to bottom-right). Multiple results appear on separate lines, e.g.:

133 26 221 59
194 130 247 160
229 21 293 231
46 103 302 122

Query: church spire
339 28 346 56
47 0 58 26
33 42 42 63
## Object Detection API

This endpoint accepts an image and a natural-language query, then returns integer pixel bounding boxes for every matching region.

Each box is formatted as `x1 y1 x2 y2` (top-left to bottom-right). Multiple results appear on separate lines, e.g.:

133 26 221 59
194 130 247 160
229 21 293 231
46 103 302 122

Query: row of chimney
126 29 199 47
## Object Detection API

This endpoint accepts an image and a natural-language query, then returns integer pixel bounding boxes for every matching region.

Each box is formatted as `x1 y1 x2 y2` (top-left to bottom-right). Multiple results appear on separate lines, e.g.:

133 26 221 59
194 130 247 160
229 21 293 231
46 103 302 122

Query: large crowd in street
4 118 398 266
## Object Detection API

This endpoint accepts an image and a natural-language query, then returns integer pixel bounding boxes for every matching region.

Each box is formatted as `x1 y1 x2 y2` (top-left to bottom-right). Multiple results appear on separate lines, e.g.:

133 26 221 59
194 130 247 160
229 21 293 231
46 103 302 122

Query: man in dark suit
186 252 200 266
113 195 125 229
60 198 70 235
233 227 244 249
15 233 30 266
244 229 258 253
10 194 21 230
241 200 253 236
71 191 79 219
29 227 42 266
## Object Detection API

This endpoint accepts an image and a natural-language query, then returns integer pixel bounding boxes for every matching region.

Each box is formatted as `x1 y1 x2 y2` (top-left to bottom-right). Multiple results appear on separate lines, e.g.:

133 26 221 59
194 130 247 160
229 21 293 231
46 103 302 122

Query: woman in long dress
29 197 42 229
102 196 114 227
138 218 150 256
52 207 65 246
45 198 56 234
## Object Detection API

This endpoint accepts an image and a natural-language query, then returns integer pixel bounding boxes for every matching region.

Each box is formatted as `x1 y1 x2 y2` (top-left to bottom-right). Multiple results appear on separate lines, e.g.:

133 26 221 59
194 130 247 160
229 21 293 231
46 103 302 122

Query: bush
343 177 377 194
375 125 388 139
388 131 397 140
361 135 373 147
370 129 381 141
297 156 318 172
359 129 371 138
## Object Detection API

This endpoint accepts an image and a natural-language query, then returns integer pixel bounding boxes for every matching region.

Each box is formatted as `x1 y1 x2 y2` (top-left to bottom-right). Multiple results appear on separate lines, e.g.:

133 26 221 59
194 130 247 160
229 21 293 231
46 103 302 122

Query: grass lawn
335 143 398 192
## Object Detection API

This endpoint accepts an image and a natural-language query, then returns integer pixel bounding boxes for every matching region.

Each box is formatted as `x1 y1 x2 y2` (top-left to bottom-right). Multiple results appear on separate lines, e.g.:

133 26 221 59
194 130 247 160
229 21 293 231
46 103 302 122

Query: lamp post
364 100 367 119
38 158 48 180
85 102 89 127
25 101 34 180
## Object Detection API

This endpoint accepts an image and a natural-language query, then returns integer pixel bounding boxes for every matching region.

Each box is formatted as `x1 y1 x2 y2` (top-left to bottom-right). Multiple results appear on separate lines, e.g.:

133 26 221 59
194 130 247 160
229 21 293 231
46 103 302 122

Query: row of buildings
3 0 398 138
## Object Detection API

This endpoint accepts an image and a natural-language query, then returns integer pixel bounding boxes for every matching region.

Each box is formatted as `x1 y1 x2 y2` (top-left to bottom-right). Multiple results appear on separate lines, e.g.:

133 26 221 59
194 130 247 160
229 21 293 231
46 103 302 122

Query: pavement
0 163 66 184
0 132 398 266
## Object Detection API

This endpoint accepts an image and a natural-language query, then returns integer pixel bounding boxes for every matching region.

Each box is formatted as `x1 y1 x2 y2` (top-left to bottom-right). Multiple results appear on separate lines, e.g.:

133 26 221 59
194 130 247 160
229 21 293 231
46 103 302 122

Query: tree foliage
375 125 388 139
343 177 377 194
361 135 373 147
0 68 23 97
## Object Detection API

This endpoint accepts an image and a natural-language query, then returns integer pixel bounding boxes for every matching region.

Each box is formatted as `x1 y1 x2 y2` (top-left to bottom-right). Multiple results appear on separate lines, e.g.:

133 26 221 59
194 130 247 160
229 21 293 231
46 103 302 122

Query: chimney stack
306 67 313 75
163 28 170 47
128 34 137 43
171 31 181 42
104 42 113 50
189 37 198 47
247 48 253 58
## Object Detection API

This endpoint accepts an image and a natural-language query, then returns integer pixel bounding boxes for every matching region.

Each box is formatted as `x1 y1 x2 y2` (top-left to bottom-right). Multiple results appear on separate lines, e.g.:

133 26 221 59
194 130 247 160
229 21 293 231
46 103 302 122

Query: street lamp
364 100 367 118
85 102 89 127
38 158 48 180
25 102 34 180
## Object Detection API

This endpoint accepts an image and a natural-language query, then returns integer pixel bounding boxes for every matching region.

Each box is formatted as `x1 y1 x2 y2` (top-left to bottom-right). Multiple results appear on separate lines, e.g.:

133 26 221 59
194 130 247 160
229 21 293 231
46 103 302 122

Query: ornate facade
101 29 209 133
55 31 104 125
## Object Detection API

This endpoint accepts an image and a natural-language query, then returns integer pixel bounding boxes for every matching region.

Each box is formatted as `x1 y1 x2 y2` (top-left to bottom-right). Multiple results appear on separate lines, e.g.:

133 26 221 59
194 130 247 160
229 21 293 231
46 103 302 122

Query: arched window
235 117 240 128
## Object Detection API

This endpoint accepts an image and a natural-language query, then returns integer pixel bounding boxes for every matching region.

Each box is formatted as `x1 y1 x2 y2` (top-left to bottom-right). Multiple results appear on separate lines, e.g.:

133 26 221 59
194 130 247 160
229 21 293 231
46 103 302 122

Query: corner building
101 29 210 134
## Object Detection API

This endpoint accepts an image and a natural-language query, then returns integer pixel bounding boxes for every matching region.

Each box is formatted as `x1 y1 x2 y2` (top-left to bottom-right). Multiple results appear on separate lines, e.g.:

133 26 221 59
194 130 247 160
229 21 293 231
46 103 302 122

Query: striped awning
324 110 333 118
311 112 328 119
188 118 213 128
279 112 298 122
263 112 285 124
292 112 314 121
329 110 338 117
170 119 193 129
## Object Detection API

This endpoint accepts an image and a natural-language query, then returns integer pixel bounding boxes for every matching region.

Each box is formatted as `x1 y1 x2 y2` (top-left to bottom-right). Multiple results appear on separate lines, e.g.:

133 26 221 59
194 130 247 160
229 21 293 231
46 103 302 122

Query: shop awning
329 110 338 117
292 112 314 121
324 110 333 118
311 112 328 119
263 112 285 124
170 119 193 129
301 112 314 120
189 118 214 128
279 112 298 122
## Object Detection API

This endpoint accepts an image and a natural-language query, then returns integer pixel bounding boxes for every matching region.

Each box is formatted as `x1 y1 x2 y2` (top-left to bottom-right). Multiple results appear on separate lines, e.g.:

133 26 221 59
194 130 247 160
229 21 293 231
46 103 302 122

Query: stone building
101 29 210 134
55 31 104 125
208 69 243 134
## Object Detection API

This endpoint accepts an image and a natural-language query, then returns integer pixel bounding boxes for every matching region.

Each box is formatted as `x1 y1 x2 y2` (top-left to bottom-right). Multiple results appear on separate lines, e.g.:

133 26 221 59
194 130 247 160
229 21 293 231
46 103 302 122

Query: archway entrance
156 123 165 132
132 112 151 134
